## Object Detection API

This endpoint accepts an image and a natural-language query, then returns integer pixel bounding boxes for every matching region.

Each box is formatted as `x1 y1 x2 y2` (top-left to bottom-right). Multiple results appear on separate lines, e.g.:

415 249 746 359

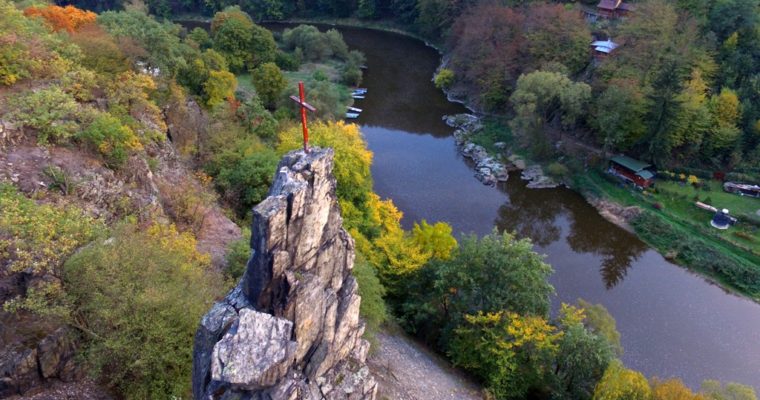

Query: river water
245 23 760 390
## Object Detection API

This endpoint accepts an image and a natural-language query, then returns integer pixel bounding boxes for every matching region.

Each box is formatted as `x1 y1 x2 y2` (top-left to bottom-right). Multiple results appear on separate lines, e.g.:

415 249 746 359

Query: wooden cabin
608 155 655 188
597 0 635 18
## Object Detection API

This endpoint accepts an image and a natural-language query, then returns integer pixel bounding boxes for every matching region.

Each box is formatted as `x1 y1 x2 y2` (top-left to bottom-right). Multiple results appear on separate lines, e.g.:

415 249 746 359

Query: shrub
215 149 280 217
10 86 80 145
0 184 100 316
78 113 142 168
225 227 251 280
434 68 454 89
546 162 570 179
64 223 224 399
251 62 286 109
353 256 387 335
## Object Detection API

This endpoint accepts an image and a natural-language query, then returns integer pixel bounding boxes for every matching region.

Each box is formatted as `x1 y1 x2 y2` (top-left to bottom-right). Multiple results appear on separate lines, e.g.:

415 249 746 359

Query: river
191 20 760 389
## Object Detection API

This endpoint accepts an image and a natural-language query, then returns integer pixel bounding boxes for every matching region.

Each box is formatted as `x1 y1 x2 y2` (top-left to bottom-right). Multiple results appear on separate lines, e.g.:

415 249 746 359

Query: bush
546 162 570 179
215 149 280 217
275 50 300 71
10 86 80 145
353 256 387 335
434 68 454 89
64 223 224 399
78 113 143 168
0 183 100 317
225 228 251 280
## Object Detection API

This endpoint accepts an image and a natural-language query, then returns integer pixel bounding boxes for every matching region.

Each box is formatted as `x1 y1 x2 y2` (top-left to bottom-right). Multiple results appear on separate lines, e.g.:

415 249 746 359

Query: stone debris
193 147 377 400
520 165 559 189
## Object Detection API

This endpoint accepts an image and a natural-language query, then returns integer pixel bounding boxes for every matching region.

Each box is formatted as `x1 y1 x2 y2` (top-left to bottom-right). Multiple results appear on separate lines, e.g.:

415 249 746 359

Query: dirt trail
368 331 483 400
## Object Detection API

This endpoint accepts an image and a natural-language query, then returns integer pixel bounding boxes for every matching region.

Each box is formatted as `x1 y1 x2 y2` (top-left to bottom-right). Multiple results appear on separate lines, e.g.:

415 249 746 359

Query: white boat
346 112 360 119
351 95 365 99
352 88 367 93
347 106 363 112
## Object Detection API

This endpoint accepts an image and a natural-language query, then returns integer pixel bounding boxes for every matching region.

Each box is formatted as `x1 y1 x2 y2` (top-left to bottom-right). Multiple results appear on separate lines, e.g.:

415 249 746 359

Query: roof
591 40 618 53
637 170 655 180
610 155 651 172
618 2 635 11
597 0 619 10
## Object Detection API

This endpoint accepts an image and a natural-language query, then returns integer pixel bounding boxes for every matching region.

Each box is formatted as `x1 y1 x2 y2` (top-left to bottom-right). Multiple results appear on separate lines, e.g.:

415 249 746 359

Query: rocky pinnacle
192 147 377 400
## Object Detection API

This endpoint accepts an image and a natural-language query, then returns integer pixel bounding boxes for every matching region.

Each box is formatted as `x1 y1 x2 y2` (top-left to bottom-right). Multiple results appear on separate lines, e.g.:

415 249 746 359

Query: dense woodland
1 0 759 399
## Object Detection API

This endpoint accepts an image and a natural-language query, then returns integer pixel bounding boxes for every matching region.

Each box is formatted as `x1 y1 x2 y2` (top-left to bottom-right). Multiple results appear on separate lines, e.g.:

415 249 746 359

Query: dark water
251 23 760 390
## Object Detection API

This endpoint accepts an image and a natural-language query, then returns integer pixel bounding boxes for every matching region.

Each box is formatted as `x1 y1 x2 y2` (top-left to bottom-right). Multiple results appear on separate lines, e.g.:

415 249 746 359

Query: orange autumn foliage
23 5 96 33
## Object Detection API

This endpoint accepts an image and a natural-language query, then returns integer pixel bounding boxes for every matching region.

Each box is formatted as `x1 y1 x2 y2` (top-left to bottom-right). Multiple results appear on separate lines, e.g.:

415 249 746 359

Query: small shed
608 155 655 188
591 39 619 59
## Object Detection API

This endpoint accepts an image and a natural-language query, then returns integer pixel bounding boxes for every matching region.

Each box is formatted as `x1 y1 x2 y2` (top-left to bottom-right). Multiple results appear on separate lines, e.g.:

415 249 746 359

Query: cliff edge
192 147 377 400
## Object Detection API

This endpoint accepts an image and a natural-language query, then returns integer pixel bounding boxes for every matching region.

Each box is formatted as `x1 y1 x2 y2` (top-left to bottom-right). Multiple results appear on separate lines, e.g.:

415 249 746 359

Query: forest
1 0 759 399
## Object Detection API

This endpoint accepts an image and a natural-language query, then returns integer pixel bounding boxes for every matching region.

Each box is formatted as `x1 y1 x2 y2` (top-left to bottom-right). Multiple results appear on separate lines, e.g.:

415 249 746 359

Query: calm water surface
262 23 760 390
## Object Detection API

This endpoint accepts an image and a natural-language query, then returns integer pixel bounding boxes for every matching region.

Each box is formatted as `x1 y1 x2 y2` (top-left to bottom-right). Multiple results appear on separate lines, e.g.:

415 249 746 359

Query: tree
249 24 277 68
593 360 652 400
700 380 758 400
187 27 212 49
554 305 615 400
449 311 562 399
523 3 591 74
434 68 454 89
411 220 457 260
593 80 648 153
651 378 706 400
215 149 280 214
23 4 97 33
64 223 225 399
212 14 254 71
577 299 622 356
401 230 554 348
98 10 189 75
251 62 286 109
510 70 591 141
204 70 237 107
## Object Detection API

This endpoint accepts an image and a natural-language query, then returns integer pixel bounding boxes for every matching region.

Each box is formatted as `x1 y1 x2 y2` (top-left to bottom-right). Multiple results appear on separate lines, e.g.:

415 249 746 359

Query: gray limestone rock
193 147 375 400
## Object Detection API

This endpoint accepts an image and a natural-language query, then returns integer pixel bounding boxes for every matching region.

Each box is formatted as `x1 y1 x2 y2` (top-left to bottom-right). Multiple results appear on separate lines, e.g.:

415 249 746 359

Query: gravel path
367 331 483 400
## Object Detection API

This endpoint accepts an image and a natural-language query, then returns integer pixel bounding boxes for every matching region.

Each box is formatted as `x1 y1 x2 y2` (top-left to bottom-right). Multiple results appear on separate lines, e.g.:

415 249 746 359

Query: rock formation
193 147 376 400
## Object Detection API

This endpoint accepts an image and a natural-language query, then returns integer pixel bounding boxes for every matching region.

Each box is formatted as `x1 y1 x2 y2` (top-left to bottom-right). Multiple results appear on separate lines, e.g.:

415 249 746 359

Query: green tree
187 27 212 49
593 360 652 400
10 86 80 145
212 14 254 71
215 149 280 215
204 69 237 107
449 311 562 399
700 380 757 400
249 23 277 68
402 230 554 347
434 68 454 89
510 70 591 139
593 81 648 153
577 299 622 356
251 62 286 109
554 305 615 400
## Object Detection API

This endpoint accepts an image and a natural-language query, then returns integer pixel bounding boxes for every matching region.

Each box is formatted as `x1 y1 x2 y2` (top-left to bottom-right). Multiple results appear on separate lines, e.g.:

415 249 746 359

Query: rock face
193 147 377 400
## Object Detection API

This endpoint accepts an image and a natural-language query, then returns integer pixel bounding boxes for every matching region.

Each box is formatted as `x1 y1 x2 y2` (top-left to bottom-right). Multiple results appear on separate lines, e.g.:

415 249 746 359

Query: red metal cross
289 81 317 153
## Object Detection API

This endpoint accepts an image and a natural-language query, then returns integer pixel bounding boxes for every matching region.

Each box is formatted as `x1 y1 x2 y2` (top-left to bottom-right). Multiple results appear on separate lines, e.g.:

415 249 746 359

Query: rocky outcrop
193 147 376 400
445 113 560 189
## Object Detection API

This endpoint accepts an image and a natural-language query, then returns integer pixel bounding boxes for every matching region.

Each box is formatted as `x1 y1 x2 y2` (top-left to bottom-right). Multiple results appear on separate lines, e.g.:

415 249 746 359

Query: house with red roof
597 0 635 18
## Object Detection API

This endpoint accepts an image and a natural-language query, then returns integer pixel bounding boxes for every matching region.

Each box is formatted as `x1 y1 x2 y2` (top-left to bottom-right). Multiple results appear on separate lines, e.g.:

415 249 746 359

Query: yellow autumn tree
593 360 652 400
652 378 707 400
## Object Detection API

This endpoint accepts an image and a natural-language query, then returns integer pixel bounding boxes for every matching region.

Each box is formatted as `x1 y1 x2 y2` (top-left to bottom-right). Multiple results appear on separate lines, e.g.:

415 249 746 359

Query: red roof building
597 0 635 18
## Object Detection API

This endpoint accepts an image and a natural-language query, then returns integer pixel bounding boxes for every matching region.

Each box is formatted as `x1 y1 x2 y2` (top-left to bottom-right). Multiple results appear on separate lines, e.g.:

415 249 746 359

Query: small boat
347 106 363 113
352 88 367 93
351 95 365 99
345 112 360 119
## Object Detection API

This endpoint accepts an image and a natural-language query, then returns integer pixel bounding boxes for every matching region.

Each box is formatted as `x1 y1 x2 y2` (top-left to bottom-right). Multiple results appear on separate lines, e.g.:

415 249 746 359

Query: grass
575 171 760 300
